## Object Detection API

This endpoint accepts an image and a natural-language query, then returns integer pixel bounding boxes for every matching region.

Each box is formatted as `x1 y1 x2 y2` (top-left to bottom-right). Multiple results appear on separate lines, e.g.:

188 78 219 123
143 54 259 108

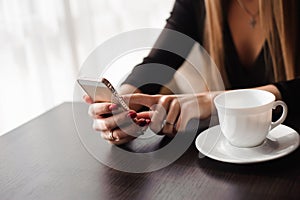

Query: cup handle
270 100 288 130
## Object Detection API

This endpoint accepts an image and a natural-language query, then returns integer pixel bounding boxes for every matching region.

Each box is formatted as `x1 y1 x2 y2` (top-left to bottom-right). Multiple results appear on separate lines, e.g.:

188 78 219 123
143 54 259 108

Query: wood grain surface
0 102 299 200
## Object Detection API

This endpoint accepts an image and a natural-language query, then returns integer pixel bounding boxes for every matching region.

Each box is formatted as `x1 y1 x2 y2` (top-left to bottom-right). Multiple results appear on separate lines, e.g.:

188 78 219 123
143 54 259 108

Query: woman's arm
126 79 300 136
272 78 300 114
84 0 206 145
123 0 204 94
259 78 300 130
256 84 282 100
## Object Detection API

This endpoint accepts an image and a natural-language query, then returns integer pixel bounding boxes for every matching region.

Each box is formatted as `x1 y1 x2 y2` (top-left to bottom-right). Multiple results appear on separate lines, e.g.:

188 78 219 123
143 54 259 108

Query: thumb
83 95 93 104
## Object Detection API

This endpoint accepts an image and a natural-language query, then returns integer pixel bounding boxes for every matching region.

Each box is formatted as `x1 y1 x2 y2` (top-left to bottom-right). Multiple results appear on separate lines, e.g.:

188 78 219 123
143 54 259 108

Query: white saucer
195 124 299 164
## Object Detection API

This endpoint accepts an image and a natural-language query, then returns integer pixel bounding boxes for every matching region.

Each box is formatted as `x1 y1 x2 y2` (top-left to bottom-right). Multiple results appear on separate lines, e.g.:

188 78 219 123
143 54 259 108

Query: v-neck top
124 0 275 91
123 0 300 121
223 20 274 89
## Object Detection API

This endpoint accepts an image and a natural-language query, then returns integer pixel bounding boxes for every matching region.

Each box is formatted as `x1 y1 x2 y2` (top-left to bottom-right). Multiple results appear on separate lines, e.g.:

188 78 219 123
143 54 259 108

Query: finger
83 95 93 104
109 136 135 145
88 103 118 118
149 96 173 133
114 122 147 139
151 95 180 134
134 117 151 127
162 99 181 135
100 130 135 143
100 121 149 144
175 104 193 133
179 99 202 132
176 116 183 132
136 111 153 119
123 94 162 108
93 110 137 132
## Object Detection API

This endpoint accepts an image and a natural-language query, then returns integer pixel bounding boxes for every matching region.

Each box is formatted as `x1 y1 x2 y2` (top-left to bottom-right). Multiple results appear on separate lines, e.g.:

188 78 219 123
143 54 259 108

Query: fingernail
127 111 137 118
109 104 118 111
145 119 151 124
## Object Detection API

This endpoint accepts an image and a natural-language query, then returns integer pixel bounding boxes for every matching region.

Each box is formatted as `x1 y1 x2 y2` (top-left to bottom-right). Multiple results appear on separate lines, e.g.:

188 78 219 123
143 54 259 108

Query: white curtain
0 0 174 135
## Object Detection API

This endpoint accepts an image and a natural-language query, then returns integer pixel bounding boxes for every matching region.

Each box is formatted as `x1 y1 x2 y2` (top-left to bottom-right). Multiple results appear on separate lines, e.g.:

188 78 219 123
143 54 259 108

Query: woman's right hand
83 95 150 145
125 91 221 137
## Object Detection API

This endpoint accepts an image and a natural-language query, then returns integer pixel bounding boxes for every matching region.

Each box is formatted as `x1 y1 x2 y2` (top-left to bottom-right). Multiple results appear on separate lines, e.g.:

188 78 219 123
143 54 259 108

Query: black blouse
123 0 300 127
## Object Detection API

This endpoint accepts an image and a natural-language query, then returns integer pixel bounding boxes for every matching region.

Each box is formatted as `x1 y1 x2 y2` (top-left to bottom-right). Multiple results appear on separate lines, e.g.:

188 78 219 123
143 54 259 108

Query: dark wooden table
1 102 299 200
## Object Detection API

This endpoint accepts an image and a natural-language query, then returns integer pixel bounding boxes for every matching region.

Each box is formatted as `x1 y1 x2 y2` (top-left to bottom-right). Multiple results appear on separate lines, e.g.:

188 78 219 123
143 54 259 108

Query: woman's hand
125 92 221 137
83 84 150 145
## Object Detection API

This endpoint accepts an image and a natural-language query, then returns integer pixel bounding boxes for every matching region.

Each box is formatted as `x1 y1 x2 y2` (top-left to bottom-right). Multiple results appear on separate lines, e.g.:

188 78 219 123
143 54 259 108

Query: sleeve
273 78 300 115
122 0 205 94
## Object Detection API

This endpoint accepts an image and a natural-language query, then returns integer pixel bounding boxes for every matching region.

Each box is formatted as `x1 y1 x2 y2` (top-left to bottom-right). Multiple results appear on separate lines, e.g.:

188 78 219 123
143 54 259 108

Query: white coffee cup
214 89 287 148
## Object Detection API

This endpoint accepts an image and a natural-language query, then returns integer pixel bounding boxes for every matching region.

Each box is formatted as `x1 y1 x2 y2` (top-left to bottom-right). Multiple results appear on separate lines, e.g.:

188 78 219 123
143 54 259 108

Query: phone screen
78 78 130 111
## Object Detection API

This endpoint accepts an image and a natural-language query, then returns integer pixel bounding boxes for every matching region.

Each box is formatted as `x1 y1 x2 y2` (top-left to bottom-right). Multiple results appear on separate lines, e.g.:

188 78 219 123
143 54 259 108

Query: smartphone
77 77 130 111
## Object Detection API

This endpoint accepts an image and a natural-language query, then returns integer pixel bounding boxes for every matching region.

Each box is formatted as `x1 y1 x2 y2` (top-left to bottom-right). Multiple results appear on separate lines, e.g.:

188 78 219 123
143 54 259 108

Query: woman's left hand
124 92 220 137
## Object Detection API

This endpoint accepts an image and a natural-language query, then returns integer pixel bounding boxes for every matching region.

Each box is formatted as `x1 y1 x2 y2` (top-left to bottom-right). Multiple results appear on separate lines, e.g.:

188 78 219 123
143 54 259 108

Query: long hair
204 0 297 87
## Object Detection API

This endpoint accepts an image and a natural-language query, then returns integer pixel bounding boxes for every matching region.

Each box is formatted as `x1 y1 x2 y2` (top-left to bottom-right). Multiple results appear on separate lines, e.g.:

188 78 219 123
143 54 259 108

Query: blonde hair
204 0 297 87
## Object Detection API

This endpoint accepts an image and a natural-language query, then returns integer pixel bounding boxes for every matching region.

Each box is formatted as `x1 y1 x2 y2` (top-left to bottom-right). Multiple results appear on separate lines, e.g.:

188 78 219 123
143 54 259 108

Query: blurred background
0 0 174 135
